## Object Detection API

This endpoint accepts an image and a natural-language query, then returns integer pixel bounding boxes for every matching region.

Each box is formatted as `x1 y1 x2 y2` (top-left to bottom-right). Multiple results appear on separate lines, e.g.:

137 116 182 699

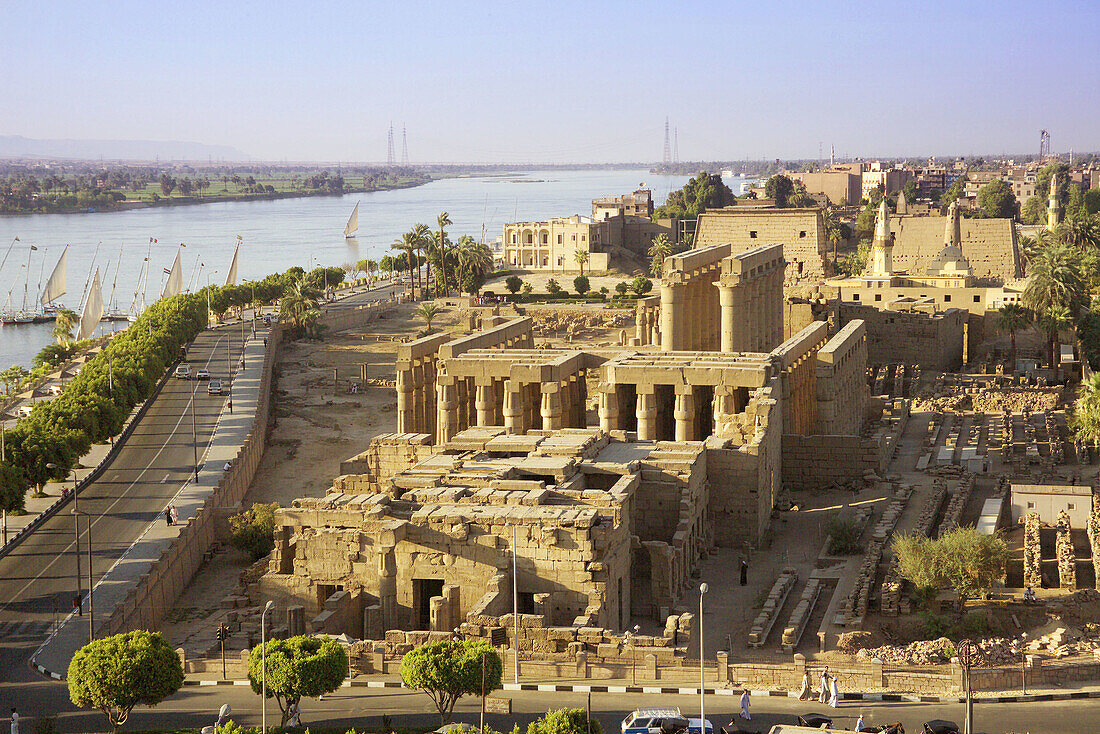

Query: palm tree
411 223 434 294
1037 305 1072 375
279 280 318 328
573 249 589 276
996 303 1032 371
394 231 421 295
437 212 453 297
455 237 493 294
648 234 673 277
1070 372 1100 446
52 308 78 346
1023 241 1085 317
416 302 441 332
1058 212 1100 251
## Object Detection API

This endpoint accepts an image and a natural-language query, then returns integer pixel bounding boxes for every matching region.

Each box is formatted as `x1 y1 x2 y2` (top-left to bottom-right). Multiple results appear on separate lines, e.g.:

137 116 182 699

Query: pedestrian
164 508 173 526
227 398 233 413
169 505 178 525
10 708 17 734
829 673 840 708
818 667 830 703
739 689 751 720
854 713 867 732
740 559 748 586
797 669 813 700
287 701 301 727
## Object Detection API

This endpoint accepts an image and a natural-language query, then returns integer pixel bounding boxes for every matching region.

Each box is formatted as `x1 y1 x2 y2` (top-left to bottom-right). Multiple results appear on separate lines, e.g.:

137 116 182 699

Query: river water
0 169 689 368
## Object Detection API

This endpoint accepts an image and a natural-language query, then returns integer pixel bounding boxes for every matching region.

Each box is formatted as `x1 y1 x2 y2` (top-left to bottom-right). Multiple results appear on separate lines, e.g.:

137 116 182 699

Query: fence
99 325 284 635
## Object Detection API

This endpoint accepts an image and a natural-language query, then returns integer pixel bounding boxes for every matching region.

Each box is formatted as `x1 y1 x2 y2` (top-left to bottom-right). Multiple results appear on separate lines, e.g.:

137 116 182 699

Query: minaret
1048 173 1062 229
865 198 893 277
944 200 962 248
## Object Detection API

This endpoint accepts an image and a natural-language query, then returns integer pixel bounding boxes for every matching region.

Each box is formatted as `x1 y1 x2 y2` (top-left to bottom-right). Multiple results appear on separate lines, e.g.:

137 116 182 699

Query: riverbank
0 177 432 216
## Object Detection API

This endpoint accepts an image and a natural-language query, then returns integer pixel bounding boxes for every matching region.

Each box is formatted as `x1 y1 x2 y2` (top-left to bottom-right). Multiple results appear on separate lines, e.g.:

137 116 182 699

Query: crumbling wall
1023 511 1043 588
837 303 965 371
1088 500 1100 584
781 434 879 490
337 433 438 491
1056 510 1077 590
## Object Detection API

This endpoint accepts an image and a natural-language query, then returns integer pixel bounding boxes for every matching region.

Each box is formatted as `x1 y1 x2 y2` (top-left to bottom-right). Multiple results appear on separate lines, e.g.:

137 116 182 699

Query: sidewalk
31 326 271 679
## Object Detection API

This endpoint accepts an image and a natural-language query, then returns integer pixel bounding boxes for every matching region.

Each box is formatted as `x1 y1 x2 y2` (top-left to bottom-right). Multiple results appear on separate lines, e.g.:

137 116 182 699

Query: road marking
4 335 229 607
160 474 170 483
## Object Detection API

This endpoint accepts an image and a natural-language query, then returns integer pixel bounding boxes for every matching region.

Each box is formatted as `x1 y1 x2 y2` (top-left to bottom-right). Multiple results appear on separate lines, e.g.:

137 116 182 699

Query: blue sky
3 0 1098 162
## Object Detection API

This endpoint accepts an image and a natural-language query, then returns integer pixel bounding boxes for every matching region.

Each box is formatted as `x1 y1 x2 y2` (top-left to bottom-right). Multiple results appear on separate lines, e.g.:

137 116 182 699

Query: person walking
10 708 18 734
164 508 173 526
169 505 179 525
829 674 840 708
739 689 751 721
739 559 748 586
818 667 830 703
854 713 867 732
797 669 813 700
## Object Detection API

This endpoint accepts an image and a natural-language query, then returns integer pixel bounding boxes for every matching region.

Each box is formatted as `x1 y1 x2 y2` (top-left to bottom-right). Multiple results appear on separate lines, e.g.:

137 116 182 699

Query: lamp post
71 508 94 642
628 624 640 685
959 639 973 734
261 600 275 734
190 382 199 482
47 462 81 613
1020 633 1028 694
699 582 708 728
507 521 519 684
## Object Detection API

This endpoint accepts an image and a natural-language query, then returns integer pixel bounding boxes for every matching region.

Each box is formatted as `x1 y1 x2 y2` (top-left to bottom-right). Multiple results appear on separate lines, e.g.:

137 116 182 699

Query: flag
29 245 37 251
163 268 172 275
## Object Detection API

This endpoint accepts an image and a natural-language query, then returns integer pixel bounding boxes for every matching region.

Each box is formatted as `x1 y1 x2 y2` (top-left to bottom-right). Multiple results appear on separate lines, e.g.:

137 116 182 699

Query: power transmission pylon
387 123 396 165
402 125 409 165
674 127 679 164
1039 129 1050 162
663 118 671 165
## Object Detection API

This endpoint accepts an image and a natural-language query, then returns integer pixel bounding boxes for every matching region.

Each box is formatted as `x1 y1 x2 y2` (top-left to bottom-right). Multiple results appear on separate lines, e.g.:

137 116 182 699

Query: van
174 363 192 379
622 710 712 734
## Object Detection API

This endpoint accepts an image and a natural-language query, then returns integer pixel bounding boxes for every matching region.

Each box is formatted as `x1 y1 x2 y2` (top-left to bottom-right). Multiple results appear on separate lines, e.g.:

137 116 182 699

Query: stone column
541 383 563 430
636 386 657 440
771 269 784 348
475 379 495 427
412 361 427 434
456 378 470 431
503 380 525 434
674 387 696 441
718 284 736 354
660 283 683 352
437 380 458 444
650 306 660 346
598 383 620 432
396 366 414 432
636 307 648 344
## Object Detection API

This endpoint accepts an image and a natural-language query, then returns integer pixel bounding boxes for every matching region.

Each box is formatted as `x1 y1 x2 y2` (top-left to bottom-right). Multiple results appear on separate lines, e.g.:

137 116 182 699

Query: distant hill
0 135 250 161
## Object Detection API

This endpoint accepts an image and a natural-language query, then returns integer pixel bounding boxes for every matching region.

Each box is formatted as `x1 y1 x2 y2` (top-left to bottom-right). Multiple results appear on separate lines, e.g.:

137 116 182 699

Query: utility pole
191 384 199 482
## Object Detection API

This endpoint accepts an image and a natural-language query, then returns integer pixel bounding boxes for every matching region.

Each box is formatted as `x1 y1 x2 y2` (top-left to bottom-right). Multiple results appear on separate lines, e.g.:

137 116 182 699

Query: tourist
169 505 179 524
739 689 751 720
10 708 18 734
1024 586 1037 603
164 508 173 526
740 559 748 586
227 398 233 413
818 667 830 703
829 674 840 708
797 669 813 700
855 713 866 732
287 701 301 727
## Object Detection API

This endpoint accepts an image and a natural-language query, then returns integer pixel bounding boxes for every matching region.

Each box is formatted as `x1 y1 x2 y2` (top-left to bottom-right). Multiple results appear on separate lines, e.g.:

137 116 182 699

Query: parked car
207 379 224 395
623 709 711 734
923 721 959 734
195 368 211 380
174 363 192 379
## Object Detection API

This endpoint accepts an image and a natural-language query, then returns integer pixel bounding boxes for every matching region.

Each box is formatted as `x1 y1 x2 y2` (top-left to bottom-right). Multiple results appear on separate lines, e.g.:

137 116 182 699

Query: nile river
0 169 689 368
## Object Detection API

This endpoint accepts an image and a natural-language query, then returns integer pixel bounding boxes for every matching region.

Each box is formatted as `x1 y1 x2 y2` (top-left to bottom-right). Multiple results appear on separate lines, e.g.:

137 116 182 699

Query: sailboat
77 269 104 341
40 246 67 316
344 201 360 238
103 245 129 321
2 244 38 324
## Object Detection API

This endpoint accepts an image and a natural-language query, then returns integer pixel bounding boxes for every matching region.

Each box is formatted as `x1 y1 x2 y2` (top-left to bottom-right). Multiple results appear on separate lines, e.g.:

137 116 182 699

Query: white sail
344 201 359 237
40 246 67 305
161 250 183 299
77 269 103 341
225 244 240 286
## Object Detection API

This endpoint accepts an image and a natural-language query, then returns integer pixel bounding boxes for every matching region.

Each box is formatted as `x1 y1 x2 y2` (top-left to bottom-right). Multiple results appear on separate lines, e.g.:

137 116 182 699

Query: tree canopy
764 174 794 208
652 172 735 221
400 639 502 724
248 635 348 726
68 631 184 733
528 709 604 734
976 179 1018 219
228 502 280 560
893 527 1008 602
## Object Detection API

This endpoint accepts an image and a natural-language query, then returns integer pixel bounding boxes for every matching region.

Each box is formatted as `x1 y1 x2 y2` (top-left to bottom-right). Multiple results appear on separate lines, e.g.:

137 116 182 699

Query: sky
3 0 1099 163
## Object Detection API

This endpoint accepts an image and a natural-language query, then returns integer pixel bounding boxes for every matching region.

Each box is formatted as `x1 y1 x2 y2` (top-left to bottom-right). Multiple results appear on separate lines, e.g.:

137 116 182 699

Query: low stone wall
99 326 283 635
319 300 398 333
781 434 878 490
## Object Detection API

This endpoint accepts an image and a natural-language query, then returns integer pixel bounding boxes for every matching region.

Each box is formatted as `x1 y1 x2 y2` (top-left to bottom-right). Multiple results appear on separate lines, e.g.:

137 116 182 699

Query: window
581 235 586 241
1068 503 1076 510
541 232 548 244
874 294 882 302
974 295 981 303
799 231 806 238
557 234 562 244
944 295 951 302
571 235 576 241
1027 501 1035 509
525 233 533 244
749 230 758 238
853 293 860 300
511 234 516 244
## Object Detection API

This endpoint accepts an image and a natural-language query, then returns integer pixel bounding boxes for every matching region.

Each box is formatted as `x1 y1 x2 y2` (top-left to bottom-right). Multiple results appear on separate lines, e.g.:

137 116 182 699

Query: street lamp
47 463 81 613
261 600 275 734
507 521 519 684
699 582 708 729
200 704 231 734
1020 633 1028 694
71 508 94 642
628 624 640 685
190 382 199 482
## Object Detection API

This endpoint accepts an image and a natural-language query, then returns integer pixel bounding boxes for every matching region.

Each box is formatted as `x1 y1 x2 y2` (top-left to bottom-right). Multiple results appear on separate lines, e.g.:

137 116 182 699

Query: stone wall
781 434 879 490
837 302 965 371
693 207 828 285
1056 509 1077 590
1023 511 1043 588
815 319 870 435
890 215 1021 283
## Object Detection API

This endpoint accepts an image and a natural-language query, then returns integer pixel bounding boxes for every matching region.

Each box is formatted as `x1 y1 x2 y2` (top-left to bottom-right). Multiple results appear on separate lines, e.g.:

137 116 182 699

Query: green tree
996 303 1032 370
630 276 652 296
248 635 348 727
0 464 27 515
394 231 421 293
764 174 794 208
436 212 453 297
505 275 523 294
399 640 502 724
1037 305 1072 375
0 365 29 395
228 502 280 561
573 275 590 295
279 279 320 331
528 708 603 734
1021 195 1045 225
838 240 871 277
1070 373 1100 445
417 302 442 332
614 281 630 297
893 527 1008 603
411 223 434 293
940 175 968 206
545 278 562 295
521 283 533 295
976 179 1018 219
455 237 494 295
900 179 919 205
573 249 589 276
652 172 736 221
68 631 184 733
648 233 673 277
52 308 78 346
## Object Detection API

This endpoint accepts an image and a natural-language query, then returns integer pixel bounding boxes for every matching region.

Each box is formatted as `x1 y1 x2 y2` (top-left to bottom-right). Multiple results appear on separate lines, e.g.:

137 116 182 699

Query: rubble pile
913 388 1063 414
854 637 1025 667
530 311 631 341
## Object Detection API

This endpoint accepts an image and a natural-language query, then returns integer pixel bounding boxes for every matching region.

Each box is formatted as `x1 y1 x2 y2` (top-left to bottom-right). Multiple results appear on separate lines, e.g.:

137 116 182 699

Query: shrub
400 639 502 724
894 527 1008 602
228 502 280 560
615 281 630 297
573 275 590 295
528 708 603 734
505 275 523 294
630 276 652 296
826 516 863 555
521 283 533 295
545 279 562 295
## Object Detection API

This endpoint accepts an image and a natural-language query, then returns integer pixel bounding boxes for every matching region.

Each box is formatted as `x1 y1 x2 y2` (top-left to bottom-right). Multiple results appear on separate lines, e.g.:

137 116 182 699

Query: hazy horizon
5 0 1098 163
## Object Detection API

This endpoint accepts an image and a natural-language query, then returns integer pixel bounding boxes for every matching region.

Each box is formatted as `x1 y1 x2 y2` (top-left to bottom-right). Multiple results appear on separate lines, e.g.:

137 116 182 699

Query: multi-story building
861 163 912 200
503 215 616 272
796 169 862 206
592 188 653 219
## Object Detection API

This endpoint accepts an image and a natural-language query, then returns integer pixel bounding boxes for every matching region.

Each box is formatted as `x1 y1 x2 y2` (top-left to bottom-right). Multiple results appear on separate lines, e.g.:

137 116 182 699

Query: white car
207 380 224 395
174 364 192 379
195 369 211 380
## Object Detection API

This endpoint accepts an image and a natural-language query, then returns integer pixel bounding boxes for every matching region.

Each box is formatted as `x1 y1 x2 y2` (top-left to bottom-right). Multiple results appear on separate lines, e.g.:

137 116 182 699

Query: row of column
718 267 785 354
599 382 747 442
660 268 721 352
635 298 661 346
396 357 438 438
437 372 589 442
782 355 818 436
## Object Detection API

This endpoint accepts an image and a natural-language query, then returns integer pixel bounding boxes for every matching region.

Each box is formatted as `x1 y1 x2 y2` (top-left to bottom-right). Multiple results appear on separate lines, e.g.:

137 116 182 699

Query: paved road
0 327 247 687
4 680 1097 733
